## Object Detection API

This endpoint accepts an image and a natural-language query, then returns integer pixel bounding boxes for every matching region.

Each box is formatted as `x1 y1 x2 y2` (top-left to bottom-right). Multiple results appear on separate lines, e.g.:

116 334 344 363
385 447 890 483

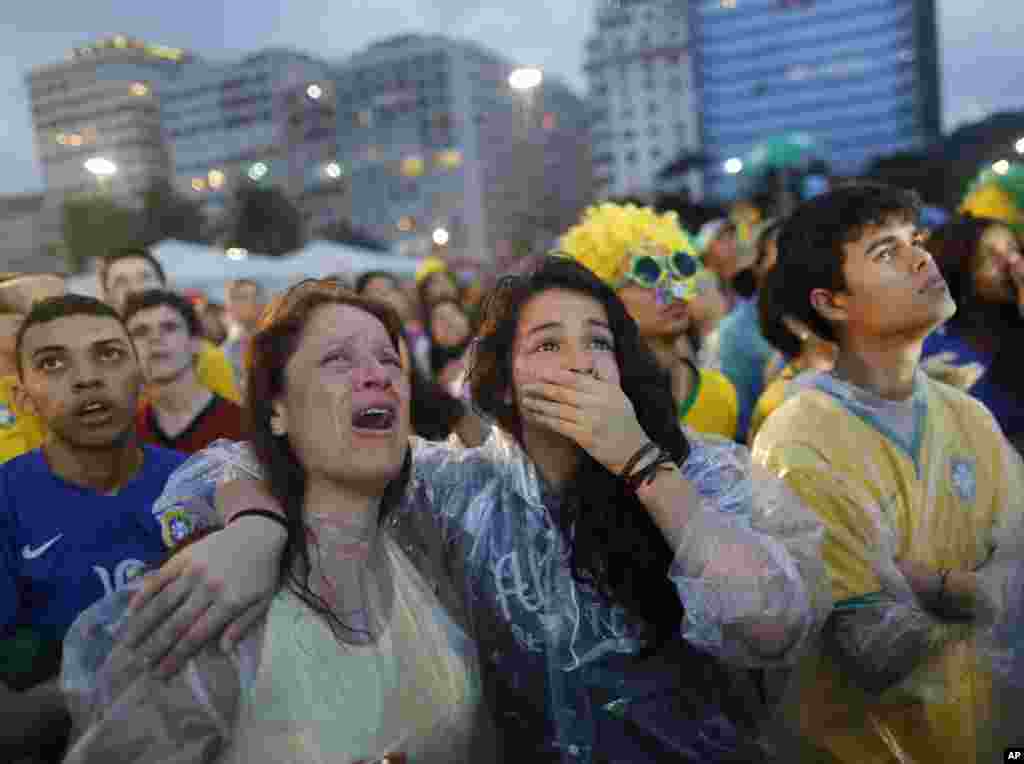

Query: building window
626 150 638 163
670 76 684 91
650 148 662 160
644 79 656 91
622 107 635 120
648 103 659 116
623 129 637 141
648 124 661 137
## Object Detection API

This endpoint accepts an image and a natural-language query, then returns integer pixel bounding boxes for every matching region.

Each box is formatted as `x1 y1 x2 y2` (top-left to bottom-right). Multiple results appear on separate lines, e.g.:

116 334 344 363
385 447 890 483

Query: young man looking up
752 184 1024 763
0 295 186 760
125 290 245 454
99 248 240 403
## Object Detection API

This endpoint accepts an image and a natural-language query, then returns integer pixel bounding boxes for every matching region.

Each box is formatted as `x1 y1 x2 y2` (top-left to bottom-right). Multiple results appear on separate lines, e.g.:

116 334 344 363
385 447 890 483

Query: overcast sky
1 0 1021 195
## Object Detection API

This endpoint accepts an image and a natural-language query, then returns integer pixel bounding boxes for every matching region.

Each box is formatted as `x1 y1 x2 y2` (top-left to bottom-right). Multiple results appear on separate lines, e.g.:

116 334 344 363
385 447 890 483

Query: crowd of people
1 176 1024 763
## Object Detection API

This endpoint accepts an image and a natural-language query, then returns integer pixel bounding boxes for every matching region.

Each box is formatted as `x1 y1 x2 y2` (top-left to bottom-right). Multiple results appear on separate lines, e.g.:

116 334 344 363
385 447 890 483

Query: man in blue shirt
0 294 185 761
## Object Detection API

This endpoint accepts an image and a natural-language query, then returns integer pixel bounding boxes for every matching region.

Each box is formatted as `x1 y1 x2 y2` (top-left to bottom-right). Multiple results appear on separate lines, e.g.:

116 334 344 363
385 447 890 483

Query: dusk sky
1 0 1021 195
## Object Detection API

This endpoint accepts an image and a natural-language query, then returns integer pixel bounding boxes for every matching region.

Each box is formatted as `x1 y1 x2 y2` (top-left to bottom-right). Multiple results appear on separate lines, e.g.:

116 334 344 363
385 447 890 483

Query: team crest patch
160 509 195 549
949 457 977 503
0 404 15 429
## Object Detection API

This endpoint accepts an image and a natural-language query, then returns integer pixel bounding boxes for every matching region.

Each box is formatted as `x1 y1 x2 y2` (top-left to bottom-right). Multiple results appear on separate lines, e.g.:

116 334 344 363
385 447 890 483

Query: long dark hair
245 278 413 641
466 257 690 644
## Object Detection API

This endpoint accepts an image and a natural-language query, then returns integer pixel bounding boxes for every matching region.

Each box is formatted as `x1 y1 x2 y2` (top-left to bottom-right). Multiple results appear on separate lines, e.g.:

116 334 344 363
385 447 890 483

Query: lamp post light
432 227 450 247
508 67 543 92
1015 137 1024 155
84 157 117 191
724 157 744 175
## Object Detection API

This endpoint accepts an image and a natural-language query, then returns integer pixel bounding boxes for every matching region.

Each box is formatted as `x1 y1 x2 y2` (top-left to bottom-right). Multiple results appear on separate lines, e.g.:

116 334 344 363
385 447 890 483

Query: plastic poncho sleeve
150 439 267 536
668 433 831 668
60 583 253 764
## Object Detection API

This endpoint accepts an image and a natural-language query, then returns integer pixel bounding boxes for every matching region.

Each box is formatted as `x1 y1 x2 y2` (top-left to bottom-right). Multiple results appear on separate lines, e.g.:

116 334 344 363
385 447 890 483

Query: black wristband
228 508 290 538
628 451 676 492
620 441 658 481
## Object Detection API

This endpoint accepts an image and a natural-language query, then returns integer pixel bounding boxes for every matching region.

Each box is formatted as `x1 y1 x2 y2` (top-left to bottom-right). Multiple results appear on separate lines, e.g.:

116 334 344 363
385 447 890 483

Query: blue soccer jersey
0 445 186 645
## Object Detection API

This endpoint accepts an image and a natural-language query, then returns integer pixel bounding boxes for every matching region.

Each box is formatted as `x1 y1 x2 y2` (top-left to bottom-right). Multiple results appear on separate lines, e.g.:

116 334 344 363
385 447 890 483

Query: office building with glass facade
695 0 941 200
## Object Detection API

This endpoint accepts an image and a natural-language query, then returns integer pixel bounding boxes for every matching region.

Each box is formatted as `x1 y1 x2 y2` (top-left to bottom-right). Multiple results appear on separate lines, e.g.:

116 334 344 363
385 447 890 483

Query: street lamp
226 247 248 261
432 227 450 247
248 162 268 181
724 157 744 175
993 159 1011 176
509 67 543 91
1015 137 1024 155
306 83 323 100
84 157 117 178
84 156 117 192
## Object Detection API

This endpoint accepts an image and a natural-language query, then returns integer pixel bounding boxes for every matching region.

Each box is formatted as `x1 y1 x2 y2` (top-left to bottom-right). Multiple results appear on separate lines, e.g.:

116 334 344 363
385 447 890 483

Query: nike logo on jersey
22 533 63 560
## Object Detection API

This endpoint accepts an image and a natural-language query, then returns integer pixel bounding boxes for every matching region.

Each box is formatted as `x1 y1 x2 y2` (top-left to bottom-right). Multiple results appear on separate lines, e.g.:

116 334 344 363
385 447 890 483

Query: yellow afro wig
415 255 449 285
556 203 698 285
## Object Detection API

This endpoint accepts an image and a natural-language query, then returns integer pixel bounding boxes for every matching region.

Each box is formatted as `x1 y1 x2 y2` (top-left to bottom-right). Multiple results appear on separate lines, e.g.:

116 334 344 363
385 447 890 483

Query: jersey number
93 559 148 597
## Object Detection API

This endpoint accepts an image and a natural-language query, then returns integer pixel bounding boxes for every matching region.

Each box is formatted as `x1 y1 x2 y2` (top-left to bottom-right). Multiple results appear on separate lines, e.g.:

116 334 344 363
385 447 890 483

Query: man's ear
12 381 36 418
809 288 848 326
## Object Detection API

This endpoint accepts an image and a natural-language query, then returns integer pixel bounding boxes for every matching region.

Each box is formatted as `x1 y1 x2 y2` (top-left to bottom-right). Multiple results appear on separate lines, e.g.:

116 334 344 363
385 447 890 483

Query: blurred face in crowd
226 281 265 329
362 275 412 323
17 314 140 449
423 271 459 305
616 282 690 342
104 257 164 314
0 275 66 365
510 289 621 439
126 304 199 386
271 303 410 493
429 301 472 348
704 224 740 282
199 302 228 344
813 216 955 345
970 223 1022 305
753 230 781 287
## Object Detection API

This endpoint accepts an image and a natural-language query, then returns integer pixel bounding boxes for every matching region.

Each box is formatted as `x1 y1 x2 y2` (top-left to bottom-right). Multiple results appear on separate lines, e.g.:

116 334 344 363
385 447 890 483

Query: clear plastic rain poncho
752 369 1024 763
64 425 829 763
60 449 489 763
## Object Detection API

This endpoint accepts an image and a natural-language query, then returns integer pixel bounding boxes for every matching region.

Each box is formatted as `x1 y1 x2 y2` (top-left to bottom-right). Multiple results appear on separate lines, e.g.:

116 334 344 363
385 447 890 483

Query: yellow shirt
196 341 241 404
0 375 45 464
752 374 1021 764
678 364 739 441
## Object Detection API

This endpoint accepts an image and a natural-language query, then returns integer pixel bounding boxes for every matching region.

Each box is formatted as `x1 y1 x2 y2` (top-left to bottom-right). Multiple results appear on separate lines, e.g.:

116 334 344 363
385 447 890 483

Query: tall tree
137 179 208 245
59 193 139 274
222 186 304 256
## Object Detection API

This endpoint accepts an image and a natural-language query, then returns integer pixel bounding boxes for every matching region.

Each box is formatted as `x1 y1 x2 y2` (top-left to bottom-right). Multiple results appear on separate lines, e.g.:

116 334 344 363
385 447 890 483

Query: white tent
67 239 423 302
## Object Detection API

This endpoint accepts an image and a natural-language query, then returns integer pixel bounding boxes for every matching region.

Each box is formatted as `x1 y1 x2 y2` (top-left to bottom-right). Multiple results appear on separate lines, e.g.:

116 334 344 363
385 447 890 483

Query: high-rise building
695 0 942 200
332 35 592 270
584 0 702 200
160 49 331 221
26 36 192 252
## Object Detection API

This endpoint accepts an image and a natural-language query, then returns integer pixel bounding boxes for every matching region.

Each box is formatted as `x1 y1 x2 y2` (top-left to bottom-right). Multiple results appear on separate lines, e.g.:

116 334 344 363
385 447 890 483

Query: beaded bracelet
619 441 658 482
